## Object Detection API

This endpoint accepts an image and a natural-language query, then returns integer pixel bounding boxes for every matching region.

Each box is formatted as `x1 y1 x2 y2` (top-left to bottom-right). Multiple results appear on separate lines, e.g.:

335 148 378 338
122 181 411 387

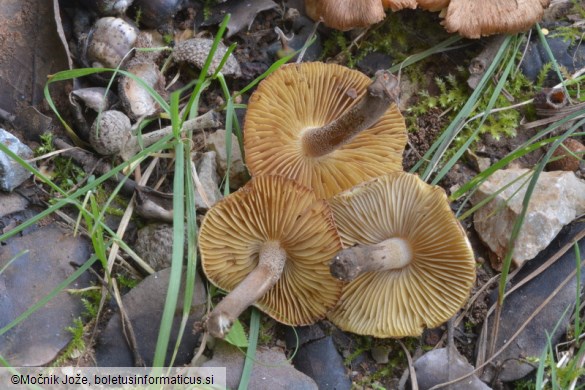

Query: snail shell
119 58 167 119
87 17 139 69
90 110 132 155
71 87 118 112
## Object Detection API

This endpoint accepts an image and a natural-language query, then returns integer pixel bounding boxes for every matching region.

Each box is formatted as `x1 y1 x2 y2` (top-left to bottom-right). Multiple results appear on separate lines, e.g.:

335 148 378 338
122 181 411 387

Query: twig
111 278 146 367
398 340 418 390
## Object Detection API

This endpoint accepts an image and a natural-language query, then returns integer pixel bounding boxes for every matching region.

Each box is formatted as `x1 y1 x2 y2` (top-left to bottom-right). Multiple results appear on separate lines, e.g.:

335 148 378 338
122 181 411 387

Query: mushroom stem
206 241 287 338
301 70 400 158
330 237 412 282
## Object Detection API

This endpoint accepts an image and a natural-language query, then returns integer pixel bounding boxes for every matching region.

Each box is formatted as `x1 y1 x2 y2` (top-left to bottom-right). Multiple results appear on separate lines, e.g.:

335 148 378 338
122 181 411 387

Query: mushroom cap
327 172 476 338
244 62 407 200
305 0 386 30
443 0 551 38
382 0 417 12
199 175 343 326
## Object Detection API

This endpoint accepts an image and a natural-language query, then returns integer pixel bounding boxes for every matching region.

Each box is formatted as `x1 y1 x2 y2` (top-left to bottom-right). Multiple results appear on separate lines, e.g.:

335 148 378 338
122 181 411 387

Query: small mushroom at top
327 172 476 337
443 0 551 38
305 0 386 30
199 175 343 338
244 62 407 199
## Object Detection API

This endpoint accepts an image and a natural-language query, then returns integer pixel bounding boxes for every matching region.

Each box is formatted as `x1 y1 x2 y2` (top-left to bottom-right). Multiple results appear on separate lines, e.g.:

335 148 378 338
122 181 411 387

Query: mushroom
381 0 417 12
304 0 386 30
244 62 407 199
327 172 476 337
442 0 551 38
199 175 343 338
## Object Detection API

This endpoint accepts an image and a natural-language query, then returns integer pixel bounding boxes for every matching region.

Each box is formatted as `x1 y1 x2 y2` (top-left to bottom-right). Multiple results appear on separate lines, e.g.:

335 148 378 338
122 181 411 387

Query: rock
0 128 34 192
0 192 29 218
414 347 491 390
292 336 352 390
198 340 317 390
194 151 221 210
283 324 325 350
479 222 585 382
133 223 177 270
206 130 249 189
370 345 390 364
520 36 585 85
471 168 585 267
95 267 206 366
0 221 94 366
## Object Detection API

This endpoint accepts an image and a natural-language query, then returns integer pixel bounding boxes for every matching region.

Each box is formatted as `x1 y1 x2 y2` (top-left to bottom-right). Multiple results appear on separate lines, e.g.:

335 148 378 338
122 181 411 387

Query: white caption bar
0 367 226 389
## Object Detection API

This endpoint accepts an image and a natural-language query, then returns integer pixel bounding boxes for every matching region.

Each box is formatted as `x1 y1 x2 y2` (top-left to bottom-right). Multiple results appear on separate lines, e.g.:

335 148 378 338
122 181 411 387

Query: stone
479 222 585 382
95 267 206 366
292 336 352 390
471 168 585 267
206 130 249 189
0 128 34 192
414 347 491 390
197 340 317 390
0 221 94 366
283 324 325 350
370 345 390 364
520 36 585 86
194 151 221 210
133 223 176 270
0 192 29 218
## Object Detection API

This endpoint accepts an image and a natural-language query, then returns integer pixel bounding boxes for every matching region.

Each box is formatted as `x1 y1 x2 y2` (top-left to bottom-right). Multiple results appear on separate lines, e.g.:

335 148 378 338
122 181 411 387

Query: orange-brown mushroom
199 175 343 338
305 0 386 30
327 172 476 337
443 0 551 38
244 62 407 199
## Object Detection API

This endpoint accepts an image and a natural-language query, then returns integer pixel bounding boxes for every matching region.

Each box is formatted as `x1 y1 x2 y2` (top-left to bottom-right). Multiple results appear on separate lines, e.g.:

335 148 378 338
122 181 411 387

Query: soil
2 0 584 389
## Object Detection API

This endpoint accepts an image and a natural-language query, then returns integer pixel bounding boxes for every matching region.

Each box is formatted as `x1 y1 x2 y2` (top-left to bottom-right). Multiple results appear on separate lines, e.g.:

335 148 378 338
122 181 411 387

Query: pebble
95 267 206 366
0 219 94 365
206 129 249 189
414 347 491 390
479 221 585 382
520 36 585 85
194 151 222 210
0 128 34 192
471 168 585 267
197 340 318 390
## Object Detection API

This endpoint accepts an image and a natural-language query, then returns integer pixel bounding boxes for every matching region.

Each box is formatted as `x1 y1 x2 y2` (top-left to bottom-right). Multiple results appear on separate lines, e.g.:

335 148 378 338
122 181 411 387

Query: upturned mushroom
442 0 551 38
244 62 407 199
327 172 476 337
199 175 343 338
305 0 386 30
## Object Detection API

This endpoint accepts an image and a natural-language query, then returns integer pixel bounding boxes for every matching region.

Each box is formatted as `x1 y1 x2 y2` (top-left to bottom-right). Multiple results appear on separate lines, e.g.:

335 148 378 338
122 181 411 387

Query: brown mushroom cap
199 175 343 326
305 0 386 30
327 172 476 337
382 0 417 12
244 62 407 200
443 0 551 38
